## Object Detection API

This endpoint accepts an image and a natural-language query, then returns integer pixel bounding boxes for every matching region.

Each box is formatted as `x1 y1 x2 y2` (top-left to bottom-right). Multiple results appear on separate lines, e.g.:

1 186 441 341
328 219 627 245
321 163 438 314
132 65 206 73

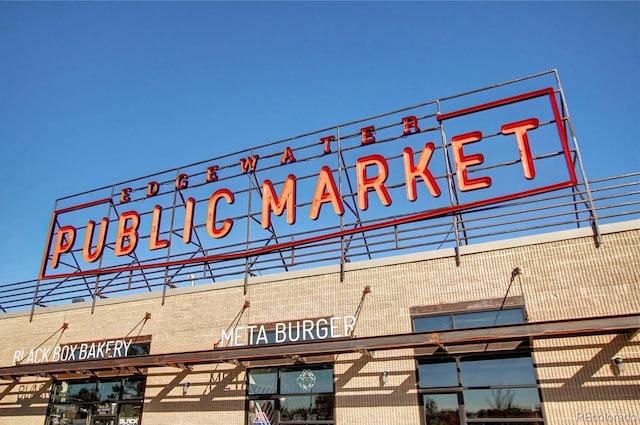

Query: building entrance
92 417 116 425
46 376 145 425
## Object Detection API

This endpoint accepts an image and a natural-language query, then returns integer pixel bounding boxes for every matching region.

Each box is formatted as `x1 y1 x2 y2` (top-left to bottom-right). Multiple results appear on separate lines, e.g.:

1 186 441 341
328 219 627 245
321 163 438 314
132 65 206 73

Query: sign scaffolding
17 70 615 316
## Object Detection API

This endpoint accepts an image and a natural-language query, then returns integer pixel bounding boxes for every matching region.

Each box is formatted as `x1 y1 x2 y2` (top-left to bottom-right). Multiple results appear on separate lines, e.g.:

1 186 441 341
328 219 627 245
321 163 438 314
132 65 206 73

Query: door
92 417 116 425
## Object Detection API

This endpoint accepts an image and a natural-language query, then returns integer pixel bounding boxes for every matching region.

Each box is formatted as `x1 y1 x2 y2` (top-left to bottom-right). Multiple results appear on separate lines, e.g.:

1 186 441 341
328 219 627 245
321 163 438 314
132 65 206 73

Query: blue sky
0 1 638 285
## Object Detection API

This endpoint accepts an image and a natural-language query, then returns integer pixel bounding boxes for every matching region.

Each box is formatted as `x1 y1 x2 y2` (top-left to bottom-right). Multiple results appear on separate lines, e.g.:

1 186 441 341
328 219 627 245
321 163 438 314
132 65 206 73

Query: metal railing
1 70 638 317
0 171 637 316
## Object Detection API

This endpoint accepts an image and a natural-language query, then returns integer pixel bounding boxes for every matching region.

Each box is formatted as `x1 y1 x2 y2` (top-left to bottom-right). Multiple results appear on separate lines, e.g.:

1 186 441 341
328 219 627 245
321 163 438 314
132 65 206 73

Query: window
418 353 543 423
247 364 334 425
413 307 525 333
47 376 146 425
412 299 543 425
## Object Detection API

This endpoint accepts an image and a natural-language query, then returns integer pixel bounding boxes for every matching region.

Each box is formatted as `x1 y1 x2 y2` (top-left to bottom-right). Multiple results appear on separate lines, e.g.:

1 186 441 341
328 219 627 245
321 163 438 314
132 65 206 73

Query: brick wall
0 222 638 424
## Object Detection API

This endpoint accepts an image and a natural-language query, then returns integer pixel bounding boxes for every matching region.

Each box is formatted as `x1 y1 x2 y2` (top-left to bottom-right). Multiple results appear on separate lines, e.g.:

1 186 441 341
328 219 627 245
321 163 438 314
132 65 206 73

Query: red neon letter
114 211 140 256
82 218 108 263
451 131 492 192
147 181 159 197
356 155 391 210
501 118 539 180
120 188 132 203
261 175 296 228
310 166 344 220
320 135 336 154
51 226 76 269
183 197 195 243
149 205 169 250
176 174 188 190
403 143 441 201
240 155 260 173
207 189 234 239
281 146 296 165
361 126 376 145
206 165 219 183
402 116 421 135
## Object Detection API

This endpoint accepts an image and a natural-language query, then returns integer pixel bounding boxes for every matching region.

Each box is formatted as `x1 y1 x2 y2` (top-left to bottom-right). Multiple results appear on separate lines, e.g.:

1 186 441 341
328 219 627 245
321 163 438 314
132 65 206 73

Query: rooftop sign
40 84 577 281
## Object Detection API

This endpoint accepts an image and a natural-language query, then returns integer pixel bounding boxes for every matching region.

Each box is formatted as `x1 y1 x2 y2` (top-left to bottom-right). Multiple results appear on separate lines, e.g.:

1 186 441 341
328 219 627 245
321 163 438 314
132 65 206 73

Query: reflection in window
415 314 452 333
280 395 334 422
248 368 278 395
247 364 334 425
55 380 99 403
414 304 539 424
465 388 543 419
414 308 525 333
424 394 460 425
460 356 537 387
47 403 91 425
127 341 150 356
417 353 542 424
280 367 333 394
122 377 146 400
454 309 525 329
98 381 121 401
119 403 143 424
46 376 146 425
248 399 276 425
418 359 458 388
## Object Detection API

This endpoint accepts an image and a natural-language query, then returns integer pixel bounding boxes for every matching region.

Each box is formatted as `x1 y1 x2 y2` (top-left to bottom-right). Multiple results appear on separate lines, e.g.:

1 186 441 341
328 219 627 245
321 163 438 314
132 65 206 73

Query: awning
1 313 638 382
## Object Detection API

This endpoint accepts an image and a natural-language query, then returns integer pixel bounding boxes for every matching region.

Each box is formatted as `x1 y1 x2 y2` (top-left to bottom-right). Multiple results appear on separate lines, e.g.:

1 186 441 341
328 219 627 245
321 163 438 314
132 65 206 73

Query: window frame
411 297 543 425
246 363 335 425
46 375 147 425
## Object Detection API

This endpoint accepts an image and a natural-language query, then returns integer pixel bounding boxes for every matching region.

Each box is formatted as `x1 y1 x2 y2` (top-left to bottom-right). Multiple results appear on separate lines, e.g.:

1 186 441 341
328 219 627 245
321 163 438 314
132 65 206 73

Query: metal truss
0 70 634 318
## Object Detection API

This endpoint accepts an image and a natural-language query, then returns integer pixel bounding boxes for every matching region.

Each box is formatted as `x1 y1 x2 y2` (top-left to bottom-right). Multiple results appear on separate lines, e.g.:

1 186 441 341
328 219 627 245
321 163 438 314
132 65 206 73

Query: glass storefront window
454 309 525 329
415 315 452 333
46 376 146 425
414 308 525 333
424 394 460 425
280 395 334 421
98 381 122 402
47 403 91 425
417 353 543 424
464 388 543 419
248 368 278 395
460 356 537 387
118 404 143 425
280 367 333 394
248 399 276 425
418 359 458 388
247 364 334 425
121 377 145 400
58 380 99 403
414 306 541 424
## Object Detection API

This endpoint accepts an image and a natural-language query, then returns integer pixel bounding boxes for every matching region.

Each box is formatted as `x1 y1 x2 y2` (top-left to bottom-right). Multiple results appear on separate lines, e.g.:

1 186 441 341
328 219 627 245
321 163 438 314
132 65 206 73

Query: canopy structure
2 313 638 382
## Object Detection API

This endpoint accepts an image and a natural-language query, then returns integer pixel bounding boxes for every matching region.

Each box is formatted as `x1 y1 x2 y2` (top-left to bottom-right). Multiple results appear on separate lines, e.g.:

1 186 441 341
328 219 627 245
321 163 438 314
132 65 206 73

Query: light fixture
381 370 389 384
612 356 624 374
182 382 191 395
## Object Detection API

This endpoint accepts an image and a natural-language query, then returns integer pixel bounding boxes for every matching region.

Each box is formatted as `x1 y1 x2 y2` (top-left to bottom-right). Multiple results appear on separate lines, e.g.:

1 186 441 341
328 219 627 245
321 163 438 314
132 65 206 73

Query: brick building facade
0 219 638 425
